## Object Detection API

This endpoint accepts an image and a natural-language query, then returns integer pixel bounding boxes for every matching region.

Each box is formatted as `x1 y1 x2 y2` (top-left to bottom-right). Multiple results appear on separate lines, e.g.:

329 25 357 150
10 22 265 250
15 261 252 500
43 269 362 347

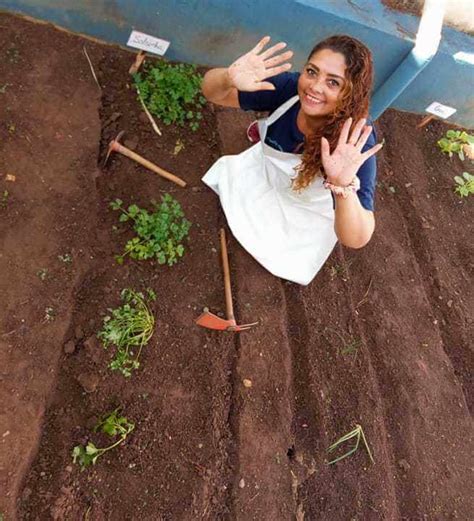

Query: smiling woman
201 35 383 285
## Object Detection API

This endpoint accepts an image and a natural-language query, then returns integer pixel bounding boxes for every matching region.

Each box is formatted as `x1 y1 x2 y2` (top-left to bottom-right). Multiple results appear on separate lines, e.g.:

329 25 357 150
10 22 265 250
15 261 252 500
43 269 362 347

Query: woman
201 35 382 285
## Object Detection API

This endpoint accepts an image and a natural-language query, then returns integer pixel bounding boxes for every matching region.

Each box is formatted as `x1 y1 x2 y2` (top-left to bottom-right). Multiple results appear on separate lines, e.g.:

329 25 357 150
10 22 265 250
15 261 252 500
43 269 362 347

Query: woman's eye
328 80 340 88
306 67 316 76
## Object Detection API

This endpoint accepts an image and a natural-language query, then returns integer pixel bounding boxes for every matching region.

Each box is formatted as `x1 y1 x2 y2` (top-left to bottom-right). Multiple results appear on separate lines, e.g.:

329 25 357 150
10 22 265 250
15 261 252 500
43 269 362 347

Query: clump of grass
327 424 374 465
98 288 156 377
72 408 134 470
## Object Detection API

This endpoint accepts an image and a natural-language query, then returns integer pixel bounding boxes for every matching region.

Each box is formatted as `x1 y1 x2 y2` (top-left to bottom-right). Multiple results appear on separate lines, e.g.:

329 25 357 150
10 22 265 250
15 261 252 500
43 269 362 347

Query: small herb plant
98 288 156 377
133 61 206 131
437 130 474 161
111 195 191 266
327 424 374 465
72 408 135 470
454 172 474 198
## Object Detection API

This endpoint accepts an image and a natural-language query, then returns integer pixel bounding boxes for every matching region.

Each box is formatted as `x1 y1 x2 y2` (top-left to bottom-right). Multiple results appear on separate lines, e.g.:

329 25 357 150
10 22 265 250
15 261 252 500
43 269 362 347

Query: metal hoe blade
195 311 258 332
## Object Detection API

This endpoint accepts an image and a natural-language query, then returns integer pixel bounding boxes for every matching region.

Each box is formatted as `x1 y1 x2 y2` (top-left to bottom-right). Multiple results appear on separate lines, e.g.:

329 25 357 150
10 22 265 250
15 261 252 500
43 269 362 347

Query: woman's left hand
321 117 383 187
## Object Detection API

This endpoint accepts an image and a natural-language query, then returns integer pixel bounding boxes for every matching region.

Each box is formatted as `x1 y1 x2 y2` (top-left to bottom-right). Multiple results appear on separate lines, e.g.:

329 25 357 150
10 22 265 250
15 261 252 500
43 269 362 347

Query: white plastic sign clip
127 30 170 56
425 102 456 119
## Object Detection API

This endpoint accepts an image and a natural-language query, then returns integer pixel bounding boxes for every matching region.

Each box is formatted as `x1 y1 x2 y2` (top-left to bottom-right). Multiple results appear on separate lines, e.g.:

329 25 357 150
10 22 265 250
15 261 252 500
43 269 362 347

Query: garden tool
105 131 186 187
195 228 258 332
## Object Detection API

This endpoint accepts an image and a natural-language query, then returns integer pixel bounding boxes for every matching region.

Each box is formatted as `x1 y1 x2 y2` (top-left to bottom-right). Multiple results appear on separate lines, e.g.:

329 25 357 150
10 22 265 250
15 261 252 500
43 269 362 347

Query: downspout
370 0 447 120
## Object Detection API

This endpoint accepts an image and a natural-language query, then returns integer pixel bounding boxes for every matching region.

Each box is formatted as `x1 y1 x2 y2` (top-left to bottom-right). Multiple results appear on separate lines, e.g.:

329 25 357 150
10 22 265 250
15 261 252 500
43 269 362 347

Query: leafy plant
327 424 374 465
98 288 156 377
133 61 206 131
437 130 474 161
72 408 135 470
110 195 191 266
454 171 474 198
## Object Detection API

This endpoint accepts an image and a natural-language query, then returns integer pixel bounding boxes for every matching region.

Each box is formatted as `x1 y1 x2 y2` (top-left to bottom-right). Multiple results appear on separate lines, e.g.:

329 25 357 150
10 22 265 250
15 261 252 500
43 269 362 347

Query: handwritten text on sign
425 102 456 119
127 30 170 56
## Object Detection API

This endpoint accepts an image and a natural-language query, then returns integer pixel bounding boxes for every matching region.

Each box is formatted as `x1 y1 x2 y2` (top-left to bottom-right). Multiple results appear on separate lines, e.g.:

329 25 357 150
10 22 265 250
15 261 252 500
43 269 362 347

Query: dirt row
1 13 473 521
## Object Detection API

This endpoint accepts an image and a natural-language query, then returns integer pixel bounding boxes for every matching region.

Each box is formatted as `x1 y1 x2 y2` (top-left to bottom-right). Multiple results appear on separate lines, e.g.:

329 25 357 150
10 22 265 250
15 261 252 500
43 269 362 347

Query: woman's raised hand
228 36 293 92
321 118 383 187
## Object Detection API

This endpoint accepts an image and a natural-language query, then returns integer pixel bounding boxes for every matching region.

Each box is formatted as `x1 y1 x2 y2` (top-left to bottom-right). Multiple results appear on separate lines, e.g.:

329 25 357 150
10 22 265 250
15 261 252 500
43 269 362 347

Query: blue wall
1 0 473 127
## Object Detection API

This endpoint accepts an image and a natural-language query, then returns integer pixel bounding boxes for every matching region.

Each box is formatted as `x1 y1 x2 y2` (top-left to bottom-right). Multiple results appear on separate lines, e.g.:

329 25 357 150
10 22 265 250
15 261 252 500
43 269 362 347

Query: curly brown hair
293 35 374 190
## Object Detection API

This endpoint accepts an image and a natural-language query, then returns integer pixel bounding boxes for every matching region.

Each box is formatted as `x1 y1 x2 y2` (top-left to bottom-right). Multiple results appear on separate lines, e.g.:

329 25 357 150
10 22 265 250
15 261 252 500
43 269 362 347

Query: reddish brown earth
1 12 473 521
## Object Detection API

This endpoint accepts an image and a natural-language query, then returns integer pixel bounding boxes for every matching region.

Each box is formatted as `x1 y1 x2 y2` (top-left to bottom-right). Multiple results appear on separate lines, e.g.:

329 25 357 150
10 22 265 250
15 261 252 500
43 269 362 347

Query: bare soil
383 0 474 35
1 12 473 521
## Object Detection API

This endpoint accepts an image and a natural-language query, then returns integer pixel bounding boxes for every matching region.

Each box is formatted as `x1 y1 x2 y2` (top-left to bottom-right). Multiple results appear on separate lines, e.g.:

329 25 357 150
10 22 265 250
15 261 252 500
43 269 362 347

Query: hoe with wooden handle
196 228 258 332
105 131 186 188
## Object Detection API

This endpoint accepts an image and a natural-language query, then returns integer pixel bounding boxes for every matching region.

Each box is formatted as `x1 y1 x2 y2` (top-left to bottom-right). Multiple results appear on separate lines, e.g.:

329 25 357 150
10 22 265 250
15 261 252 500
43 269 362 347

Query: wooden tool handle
220 228 235 321
115 142 186 188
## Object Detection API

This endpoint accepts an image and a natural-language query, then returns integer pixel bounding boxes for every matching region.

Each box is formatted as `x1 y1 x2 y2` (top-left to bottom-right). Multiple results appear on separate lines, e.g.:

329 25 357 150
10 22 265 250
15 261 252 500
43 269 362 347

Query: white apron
202 95 337 285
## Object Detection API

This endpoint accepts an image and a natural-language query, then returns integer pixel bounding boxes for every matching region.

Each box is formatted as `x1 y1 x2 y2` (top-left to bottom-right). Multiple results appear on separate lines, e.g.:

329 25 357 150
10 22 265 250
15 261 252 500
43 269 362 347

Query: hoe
196 228 258 332
105 130 186 188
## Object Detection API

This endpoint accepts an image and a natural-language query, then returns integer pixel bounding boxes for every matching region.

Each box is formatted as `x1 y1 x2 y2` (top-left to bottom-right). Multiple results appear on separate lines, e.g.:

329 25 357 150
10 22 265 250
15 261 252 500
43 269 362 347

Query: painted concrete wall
1 0 473 127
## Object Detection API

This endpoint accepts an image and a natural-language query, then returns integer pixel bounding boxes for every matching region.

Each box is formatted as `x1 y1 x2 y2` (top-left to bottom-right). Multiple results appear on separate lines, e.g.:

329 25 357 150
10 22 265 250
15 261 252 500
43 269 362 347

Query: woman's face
297 48 347 118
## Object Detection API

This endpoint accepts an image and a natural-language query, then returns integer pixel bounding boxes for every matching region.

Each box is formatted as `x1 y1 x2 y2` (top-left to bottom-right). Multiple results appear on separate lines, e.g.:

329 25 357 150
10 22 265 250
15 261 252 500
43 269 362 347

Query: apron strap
266 95 300 126
260 95 299 142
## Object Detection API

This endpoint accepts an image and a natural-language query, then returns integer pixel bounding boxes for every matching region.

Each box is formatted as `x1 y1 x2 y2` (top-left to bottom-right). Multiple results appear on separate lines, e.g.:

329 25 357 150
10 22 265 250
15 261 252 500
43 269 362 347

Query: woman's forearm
333 193 375 248
202 68 238 105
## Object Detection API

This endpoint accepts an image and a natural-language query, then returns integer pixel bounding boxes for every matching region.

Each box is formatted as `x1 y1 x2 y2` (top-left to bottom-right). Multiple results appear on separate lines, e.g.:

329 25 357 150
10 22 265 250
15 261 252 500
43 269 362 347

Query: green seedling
340 337 361 356
133 61 206 131
437 130 474 161
329 259 353 281
98 288 156 377
327 424 374 465
7 47 20 63
0 190 8 209
44 307 55 322
0 84 7 94
173 138 185 156
58 253 72 264
454 172 474 198
72 408 135 470
37 268 48 281
111 194 191 266
7 122 15 134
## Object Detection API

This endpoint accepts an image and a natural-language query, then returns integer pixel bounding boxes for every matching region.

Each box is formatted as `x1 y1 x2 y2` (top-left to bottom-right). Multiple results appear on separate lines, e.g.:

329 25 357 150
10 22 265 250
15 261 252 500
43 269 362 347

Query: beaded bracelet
324 176 360 199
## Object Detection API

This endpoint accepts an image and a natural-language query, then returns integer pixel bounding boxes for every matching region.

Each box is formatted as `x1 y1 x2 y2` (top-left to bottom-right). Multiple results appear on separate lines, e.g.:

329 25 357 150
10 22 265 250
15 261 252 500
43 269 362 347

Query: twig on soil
136 85 162 136
83 46 100 89
83 505 92 521
355 277 373 309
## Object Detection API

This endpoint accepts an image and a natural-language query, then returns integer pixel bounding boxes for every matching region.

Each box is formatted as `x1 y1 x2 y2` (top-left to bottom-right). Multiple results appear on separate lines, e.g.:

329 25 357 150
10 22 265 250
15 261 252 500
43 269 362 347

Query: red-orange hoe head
195 229 258 333
195 311 257 332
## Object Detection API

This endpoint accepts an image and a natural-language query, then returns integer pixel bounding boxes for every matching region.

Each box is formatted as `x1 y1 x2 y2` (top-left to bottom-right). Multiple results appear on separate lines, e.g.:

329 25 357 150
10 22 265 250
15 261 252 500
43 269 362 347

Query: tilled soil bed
1 12 473 521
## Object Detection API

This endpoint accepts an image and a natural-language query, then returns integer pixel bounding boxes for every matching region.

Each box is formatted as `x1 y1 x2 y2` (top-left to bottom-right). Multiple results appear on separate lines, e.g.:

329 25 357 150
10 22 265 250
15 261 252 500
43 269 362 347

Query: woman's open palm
321 118 383 186
228 36 293 92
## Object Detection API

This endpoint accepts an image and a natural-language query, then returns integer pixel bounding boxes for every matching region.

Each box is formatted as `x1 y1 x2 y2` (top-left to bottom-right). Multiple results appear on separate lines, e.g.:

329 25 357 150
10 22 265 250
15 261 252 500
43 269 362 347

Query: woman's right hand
227 36 293 92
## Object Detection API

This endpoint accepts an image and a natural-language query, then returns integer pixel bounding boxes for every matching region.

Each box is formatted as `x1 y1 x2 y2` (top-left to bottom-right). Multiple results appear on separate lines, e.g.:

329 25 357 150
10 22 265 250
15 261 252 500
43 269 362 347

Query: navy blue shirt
238 72 377 212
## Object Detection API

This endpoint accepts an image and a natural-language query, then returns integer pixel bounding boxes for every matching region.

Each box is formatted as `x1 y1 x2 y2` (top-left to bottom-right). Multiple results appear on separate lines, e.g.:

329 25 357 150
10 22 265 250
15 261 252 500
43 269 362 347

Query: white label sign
127 30 170 56
425 102 456 119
